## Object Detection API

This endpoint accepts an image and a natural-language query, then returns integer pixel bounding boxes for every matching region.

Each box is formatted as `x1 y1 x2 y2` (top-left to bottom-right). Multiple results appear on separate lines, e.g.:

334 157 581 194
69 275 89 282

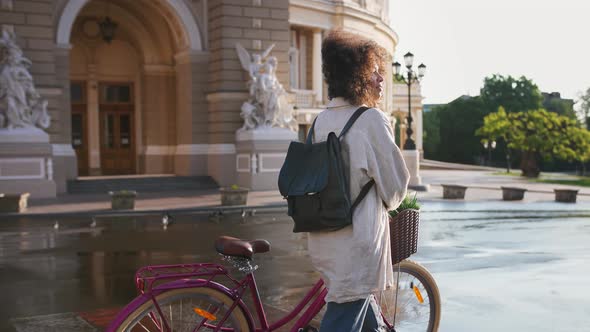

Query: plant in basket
388 193 421 265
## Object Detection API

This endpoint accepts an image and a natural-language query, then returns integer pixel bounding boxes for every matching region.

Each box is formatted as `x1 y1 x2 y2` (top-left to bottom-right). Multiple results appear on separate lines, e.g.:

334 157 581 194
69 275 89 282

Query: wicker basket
389 209 420 265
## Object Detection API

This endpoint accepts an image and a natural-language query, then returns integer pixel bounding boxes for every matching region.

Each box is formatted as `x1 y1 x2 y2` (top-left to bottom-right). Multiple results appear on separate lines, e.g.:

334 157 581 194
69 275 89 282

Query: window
70 82 85 103
100 84 132 103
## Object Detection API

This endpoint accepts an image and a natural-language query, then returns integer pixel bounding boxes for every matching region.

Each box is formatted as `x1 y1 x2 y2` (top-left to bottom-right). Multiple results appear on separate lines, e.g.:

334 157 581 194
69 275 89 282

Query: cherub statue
234 43 296 131
0 29 50 130
235 43 275 130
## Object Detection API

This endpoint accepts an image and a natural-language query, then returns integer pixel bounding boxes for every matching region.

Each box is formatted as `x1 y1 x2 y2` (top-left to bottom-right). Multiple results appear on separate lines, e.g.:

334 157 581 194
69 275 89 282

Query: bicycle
106 235 441 332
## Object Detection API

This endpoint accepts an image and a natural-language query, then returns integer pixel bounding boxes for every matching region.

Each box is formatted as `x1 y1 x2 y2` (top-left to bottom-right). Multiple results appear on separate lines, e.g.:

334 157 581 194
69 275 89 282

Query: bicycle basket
389 209 419 265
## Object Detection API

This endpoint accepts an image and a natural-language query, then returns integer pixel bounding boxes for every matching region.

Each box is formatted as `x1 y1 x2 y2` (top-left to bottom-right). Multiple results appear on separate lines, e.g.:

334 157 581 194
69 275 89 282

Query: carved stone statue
0 29 50 130
235 43 297 131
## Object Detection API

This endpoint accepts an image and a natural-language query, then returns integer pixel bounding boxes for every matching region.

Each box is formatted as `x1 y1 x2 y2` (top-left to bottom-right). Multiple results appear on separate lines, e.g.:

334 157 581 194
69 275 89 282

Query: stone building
0 0 417 197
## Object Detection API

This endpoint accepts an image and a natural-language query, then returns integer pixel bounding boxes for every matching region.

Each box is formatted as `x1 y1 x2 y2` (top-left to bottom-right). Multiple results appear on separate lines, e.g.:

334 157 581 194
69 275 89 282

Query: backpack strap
306 106 370 145
305 117 318 145
339 106 370 139
351 179 375 215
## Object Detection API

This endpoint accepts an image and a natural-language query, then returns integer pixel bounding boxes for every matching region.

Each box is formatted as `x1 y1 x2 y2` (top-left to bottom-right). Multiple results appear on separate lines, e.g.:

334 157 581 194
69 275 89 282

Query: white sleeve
363 109 410 210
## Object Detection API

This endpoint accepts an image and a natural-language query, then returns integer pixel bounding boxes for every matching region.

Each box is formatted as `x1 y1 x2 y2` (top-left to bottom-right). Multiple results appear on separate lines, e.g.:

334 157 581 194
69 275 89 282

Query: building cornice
289 0 398 45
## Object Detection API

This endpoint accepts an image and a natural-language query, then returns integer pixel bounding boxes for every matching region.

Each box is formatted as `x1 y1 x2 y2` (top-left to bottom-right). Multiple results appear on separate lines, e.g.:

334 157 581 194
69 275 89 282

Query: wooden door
99 83 135 175
71 82 89 176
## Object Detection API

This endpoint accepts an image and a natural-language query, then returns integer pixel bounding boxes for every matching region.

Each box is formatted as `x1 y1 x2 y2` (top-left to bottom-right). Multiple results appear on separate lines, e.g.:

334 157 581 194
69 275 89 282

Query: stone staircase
67 175 218 194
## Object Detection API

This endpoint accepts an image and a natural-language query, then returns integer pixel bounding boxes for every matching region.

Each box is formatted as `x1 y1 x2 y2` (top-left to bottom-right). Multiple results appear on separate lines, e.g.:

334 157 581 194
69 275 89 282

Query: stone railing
289 89 316 109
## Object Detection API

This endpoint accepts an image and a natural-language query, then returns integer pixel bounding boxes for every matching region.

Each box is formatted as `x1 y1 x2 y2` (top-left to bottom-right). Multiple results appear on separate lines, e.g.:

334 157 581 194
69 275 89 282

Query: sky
389 0 590 105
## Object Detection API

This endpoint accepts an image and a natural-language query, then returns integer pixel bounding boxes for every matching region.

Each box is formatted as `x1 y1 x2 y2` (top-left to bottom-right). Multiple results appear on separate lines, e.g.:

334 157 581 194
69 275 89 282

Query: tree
560 123 590 176
475 106 512 172
480 74 543 113
436 96 487 164
506 109 589 177
578 87 590 129
422 107 441 160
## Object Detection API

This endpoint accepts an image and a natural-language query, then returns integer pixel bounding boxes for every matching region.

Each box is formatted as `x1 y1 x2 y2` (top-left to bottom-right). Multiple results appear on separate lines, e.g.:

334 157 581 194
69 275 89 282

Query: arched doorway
58 0 203 176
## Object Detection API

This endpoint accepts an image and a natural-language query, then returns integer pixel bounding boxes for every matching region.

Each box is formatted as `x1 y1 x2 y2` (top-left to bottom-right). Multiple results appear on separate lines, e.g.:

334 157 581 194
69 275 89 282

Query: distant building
542 92 575 117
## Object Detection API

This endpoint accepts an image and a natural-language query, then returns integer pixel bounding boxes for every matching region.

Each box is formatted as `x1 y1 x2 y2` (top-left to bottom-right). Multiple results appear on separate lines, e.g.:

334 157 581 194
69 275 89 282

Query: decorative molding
145 145 238 156
236 127 298 141
52 144 76 157
259 153 286 172
37 88 63 96
57 0 203 51
236 154 251 173
174 144 207 155
252 40 262 50
206 92 249 103
0 158 45 180
144 145 175 155
208 144 236 155
46 158 53 180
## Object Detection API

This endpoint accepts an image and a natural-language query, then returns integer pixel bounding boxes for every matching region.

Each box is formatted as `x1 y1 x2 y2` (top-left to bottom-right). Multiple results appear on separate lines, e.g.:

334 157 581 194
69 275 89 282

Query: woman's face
370 64 384 102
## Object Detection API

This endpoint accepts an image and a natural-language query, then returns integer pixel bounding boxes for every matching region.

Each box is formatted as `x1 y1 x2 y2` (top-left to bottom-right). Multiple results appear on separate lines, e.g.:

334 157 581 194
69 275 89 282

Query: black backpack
278 107 375 233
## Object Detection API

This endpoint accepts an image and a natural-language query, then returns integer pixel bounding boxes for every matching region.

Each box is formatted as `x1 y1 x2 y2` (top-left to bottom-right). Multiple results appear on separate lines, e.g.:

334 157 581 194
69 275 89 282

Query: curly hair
322 29 388 107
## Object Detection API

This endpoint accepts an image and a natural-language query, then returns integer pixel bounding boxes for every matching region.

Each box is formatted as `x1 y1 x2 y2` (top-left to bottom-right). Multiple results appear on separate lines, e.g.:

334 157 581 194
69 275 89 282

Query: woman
308 29 410 331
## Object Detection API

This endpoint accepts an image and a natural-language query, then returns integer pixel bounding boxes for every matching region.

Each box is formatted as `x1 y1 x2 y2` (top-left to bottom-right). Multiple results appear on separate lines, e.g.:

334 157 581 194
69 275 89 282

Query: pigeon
208 210 223 223
90 217 97 228
240 209 247 223
162 213 172 227
53 221 59 230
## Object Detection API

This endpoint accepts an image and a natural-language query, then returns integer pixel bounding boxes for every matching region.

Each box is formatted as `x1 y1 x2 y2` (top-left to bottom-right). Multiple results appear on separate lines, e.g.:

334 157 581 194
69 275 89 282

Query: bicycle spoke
137 320 153 332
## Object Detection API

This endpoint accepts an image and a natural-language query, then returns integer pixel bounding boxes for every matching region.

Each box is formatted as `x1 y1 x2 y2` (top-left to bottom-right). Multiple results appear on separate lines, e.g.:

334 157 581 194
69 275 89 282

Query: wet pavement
1 200 590 331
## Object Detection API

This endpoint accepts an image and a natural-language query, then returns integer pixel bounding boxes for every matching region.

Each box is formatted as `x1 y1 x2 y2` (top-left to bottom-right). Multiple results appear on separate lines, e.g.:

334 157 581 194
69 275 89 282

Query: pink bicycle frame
106 262 329 332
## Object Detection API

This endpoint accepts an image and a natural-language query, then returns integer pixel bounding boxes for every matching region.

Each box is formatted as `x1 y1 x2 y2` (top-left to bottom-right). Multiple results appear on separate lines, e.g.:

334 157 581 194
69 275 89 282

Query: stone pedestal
235 127 298 191
442 184 467 199
402 149 429 191
501 187 527 201
109 190 137 210
0 128 57 198
554 189 578 203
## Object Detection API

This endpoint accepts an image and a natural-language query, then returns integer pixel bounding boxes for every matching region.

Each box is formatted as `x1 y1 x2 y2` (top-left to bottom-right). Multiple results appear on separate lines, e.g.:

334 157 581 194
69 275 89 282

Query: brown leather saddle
214 236 270 259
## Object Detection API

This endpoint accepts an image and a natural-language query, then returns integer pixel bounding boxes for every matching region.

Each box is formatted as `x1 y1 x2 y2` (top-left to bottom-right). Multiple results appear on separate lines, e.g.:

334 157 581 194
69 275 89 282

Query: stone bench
501 187 527 201
554 189 578 203
0 193 30 213
442 184 467 199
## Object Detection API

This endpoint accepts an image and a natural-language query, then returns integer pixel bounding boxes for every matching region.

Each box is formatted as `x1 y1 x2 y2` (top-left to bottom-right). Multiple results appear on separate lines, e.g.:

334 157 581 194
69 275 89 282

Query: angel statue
235 43 296 131
0 29 50 130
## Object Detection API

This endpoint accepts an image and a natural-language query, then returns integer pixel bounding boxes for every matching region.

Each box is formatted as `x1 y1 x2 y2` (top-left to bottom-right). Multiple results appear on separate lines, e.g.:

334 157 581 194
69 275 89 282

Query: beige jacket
307 97 410 303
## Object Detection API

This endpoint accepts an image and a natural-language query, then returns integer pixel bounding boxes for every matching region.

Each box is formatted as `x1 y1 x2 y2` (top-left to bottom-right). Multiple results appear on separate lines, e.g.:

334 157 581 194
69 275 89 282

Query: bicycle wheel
379 260 441 332
114 286 251 332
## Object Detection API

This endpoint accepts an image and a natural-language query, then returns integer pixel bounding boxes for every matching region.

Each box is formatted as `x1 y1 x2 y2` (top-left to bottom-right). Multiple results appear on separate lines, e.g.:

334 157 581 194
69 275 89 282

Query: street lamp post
483 140 497 166
393 52 426 150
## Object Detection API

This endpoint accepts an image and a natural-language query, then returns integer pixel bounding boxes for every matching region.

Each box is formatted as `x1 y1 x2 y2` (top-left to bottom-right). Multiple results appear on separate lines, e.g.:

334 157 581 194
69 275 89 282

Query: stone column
52 45 77 193
87 64 100 175
312 29 323 105
140 65 176 174
174 51 210 176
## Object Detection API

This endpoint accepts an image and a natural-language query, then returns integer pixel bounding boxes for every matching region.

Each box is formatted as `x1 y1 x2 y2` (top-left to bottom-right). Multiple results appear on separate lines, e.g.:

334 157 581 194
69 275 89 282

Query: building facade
0 0 419 197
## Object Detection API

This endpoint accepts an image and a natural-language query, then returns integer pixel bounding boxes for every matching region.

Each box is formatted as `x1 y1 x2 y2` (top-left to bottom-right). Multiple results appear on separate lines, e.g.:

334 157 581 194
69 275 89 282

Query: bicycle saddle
215 236 270 259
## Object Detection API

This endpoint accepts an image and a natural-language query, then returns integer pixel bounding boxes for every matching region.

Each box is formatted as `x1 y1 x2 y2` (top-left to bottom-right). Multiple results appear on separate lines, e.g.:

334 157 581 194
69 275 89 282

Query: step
67 175 219 194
